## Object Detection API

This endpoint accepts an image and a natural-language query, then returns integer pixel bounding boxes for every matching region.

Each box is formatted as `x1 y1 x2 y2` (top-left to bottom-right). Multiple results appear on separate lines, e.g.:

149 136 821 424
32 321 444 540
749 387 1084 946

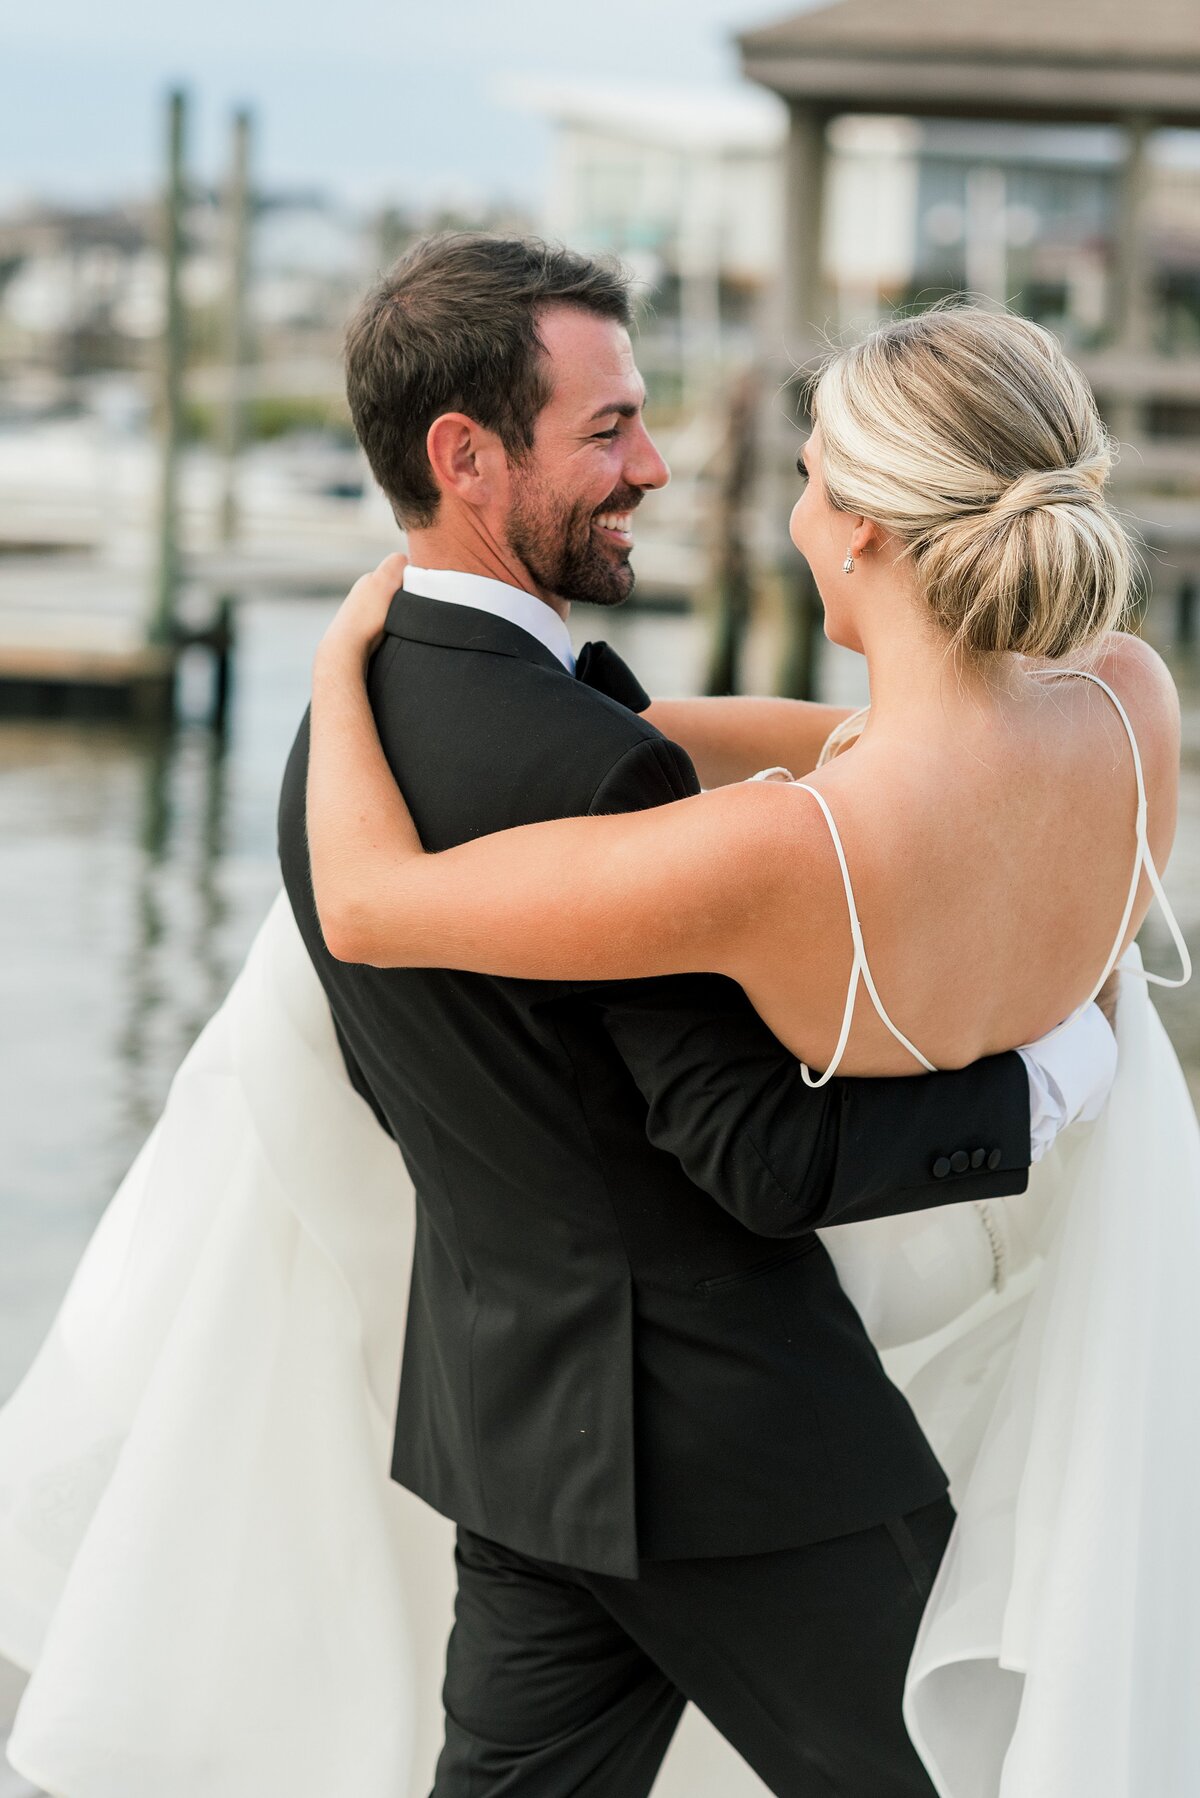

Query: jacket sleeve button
971 1148 987 1169
933 1156 952 1179
950 1149 970 1174
987 1148 1002 1171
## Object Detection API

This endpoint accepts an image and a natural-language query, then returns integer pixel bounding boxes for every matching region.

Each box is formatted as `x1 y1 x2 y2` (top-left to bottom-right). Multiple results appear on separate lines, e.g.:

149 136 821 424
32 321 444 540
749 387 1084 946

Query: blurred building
513 80 785 412
734 0 1200 672
830 119 1110 333
739 0 1200 371
0 191 369 392
0 204 158 382
517 75 1200 408
0 174 538 441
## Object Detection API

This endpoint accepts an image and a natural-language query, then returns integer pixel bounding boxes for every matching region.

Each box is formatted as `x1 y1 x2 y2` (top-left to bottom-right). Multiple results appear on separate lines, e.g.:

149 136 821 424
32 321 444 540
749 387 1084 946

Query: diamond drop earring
842 550 855 574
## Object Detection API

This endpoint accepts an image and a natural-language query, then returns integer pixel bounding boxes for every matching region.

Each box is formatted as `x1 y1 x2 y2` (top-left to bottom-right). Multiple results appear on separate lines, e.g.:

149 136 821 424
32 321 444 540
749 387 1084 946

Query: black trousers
431 1494 955 1798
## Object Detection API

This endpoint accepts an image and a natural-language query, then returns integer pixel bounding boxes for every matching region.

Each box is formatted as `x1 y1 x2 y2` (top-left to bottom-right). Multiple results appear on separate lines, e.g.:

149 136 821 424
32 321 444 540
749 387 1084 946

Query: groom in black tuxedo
278 236 1105 1795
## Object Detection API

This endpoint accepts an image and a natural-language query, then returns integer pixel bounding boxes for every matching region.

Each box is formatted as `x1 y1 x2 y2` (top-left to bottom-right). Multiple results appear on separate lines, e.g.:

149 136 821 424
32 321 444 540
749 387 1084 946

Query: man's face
505 305 670 608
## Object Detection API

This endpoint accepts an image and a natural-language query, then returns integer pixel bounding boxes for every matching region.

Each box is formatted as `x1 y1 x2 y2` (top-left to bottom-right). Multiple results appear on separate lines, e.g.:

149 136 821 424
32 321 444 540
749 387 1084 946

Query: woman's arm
311 628 793 979
643 696 859 787
306 561 810 982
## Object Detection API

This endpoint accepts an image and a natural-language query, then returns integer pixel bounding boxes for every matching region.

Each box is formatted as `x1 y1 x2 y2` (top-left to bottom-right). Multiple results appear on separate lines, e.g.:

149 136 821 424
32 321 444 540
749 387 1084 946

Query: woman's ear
849 516 884 561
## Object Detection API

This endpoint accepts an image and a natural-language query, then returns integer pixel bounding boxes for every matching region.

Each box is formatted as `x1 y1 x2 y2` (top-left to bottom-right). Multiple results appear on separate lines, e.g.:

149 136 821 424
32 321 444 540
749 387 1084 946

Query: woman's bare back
736 633 1183 1076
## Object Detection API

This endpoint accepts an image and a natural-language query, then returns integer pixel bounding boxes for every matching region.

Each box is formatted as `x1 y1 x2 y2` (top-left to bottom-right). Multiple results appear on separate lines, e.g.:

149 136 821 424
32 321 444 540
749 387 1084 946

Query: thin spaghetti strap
780 669 1188 1082
1137 847 1193 988
1035 668 1192 995
791 784 938 1086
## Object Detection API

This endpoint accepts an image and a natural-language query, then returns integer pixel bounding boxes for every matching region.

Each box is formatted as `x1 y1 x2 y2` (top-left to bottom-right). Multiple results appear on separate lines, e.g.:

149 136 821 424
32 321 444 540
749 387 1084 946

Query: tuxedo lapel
383 588 569 679
382 592 653 718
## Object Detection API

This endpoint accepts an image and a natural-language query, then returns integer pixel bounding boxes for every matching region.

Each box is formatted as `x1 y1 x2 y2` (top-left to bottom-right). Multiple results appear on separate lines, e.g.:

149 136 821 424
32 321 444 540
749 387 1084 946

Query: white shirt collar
402 565 575 674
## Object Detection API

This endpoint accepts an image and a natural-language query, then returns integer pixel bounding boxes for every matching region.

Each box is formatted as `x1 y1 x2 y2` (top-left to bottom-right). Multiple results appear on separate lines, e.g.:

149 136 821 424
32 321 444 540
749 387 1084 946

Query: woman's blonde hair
809 304 1133 659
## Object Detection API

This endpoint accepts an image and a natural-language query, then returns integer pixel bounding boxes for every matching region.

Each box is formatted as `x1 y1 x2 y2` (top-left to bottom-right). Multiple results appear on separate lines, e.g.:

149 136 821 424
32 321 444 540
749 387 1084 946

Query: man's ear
425 412 506 508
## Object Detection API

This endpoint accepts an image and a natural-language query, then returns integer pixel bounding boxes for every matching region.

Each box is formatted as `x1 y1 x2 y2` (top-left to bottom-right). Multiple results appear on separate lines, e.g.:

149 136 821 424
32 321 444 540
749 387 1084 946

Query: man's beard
506 474 638 609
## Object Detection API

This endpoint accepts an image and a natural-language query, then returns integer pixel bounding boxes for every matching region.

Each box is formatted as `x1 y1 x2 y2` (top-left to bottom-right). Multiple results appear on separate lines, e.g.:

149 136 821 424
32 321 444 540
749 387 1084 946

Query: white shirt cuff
1017 1000 1118 1163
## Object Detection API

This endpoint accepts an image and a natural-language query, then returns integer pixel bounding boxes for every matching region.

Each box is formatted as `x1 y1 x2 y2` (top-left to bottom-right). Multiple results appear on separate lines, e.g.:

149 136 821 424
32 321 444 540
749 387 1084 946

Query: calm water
1 599 1198 1402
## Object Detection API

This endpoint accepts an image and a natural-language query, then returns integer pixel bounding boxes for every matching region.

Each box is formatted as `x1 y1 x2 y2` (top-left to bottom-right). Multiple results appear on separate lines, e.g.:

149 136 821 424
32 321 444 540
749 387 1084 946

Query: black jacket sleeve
585 733 1032 1237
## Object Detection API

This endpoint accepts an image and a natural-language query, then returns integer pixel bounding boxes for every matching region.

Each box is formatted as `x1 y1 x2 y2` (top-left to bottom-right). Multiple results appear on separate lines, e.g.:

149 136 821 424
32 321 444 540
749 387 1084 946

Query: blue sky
1 0 797 209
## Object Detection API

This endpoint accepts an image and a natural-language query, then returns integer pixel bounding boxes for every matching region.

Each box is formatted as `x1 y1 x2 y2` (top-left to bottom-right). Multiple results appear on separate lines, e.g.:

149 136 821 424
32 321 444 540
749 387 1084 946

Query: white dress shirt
1018 1003 1117 1162
402 565 575 673
401 561 1115 1161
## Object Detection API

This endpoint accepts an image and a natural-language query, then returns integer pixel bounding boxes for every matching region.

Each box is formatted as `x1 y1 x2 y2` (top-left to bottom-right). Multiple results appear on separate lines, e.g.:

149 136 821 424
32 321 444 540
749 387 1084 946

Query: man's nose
625 421 670 493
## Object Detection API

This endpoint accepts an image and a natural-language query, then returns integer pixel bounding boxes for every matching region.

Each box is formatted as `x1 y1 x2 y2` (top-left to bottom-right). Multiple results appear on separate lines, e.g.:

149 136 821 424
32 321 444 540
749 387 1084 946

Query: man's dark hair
344 233 634 528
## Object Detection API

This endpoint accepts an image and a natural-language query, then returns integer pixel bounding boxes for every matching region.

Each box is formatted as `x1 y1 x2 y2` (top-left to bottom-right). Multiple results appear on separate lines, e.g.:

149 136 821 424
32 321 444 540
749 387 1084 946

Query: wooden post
774 102 830 700
218 108 253 546
150 88 188 652
781 104 830 348
1108 115 1156 445
213 106 252 728
706 368 758 695
1111 116 1155 354
680 152 723 421
212 594 235 727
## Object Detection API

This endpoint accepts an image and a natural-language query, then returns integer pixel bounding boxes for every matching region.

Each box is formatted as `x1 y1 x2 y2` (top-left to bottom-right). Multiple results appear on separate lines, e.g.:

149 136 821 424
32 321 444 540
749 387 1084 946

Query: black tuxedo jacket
278 589 1031 1578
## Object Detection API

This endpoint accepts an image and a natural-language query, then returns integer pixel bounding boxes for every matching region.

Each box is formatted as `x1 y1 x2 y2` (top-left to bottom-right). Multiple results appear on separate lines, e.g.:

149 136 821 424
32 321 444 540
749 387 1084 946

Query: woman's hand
307 547 425 963
317 551 409 671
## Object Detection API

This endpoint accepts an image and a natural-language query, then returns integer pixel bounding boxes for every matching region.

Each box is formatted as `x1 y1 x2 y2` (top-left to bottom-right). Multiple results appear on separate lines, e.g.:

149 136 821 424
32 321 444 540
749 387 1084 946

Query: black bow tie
574 640 651 713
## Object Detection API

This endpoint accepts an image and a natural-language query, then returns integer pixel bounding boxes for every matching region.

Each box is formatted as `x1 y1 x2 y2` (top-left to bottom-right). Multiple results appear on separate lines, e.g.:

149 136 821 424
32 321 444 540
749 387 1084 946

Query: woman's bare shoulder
704 775 849 879
1089 631 1181 749
684 776 855 985
1073 631 1181 866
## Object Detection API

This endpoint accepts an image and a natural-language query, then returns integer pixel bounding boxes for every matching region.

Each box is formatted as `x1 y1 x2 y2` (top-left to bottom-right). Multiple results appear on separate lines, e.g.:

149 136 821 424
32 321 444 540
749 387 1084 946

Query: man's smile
593 510 634 548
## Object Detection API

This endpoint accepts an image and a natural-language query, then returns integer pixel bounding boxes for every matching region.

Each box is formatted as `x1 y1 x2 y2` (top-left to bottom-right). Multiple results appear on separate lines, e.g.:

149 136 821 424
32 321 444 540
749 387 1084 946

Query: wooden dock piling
150 87 188 662
0 88 251 725
218 108 253 549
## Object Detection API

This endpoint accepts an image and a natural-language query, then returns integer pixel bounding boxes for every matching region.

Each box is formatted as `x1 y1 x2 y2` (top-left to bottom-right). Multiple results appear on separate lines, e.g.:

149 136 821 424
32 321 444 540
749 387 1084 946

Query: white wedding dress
1 671 1196 1798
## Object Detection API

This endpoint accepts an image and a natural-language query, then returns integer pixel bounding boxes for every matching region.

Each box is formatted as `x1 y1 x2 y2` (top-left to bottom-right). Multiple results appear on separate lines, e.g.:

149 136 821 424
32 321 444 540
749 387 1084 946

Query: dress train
901 939 1200 1796
0 896 766 1796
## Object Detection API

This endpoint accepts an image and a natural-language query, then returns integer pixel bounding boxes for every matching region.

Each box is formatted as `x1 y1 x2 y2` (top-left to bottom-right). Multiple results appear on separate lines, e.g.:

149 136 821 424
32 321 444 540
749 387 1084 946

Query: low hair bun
811 307 1134 660
991 452 1111 523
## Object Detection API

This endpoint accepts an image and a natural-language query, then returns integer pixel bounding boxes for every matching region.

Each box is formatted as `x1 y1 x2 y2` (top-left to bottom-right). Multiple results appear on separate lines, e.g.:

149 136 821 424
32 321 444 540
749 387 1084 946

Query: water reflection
0 599 333 1396
112 725 228 1148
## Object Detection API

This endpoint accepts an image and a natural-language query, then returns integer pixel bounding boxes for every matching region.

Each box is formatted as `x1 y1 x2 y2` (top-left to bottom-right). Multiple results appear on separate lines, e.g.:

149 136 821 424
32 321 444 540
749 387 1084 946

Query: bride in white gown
2 305 1198 1797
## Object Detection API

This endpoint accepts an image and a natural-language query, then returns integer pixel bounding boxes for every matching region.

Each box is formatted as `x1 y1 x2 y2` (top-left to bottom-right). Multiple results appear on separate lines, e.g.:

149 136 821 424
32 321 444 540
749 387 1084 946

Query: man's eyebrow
586 394 646 423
